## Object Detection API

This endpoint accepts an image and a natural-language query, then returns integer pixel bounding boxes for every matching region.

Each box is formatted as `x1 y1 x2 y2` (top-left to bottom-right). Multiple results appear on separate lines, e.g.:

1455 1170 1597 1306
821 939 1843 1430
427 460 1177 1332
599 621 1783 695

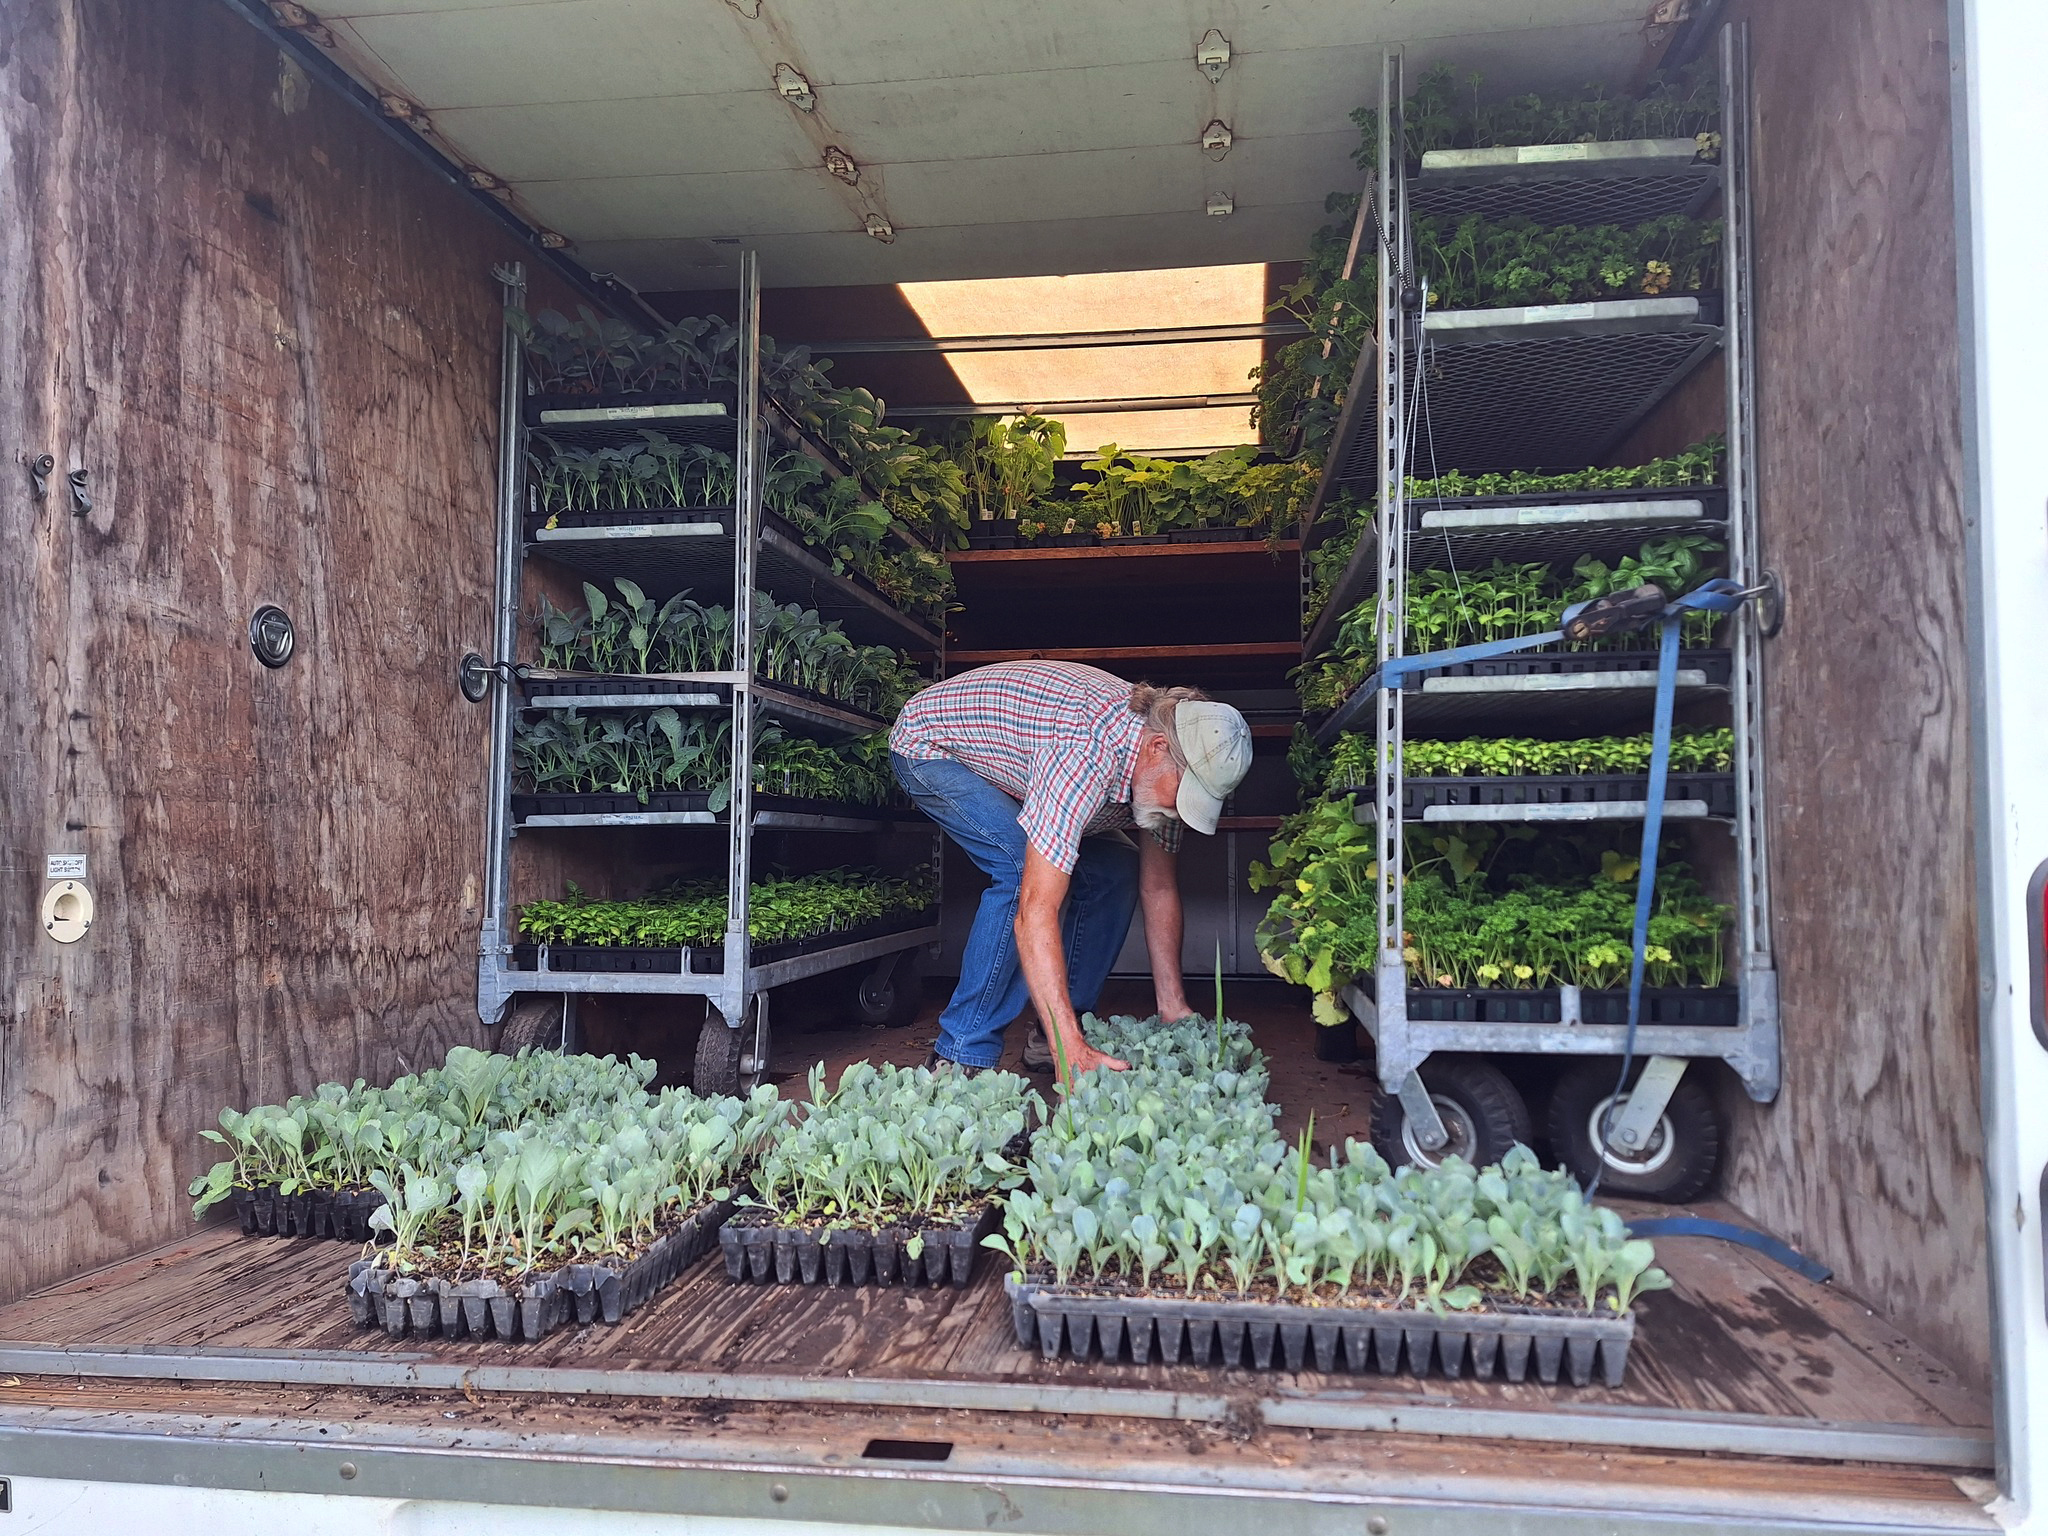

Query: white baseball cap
1172 700 1254 835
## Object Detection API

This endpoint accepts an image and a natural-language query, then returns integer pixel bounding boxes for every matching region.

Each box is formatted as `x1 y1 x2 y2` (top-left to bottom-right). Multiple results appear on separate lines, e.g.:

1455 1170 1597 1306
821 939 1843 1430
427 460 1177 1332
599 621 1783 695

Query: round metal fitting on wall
41 880 94 943
458 651 492 703
250 605 296 668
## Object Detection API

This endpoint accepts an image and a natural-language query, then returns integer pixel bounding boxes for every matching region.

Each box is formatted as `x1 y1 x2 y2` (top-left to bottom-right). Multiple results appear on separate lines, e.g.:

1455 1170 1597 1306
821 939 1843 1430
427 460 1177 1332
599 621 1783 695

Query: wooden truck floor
0 990 1998 1532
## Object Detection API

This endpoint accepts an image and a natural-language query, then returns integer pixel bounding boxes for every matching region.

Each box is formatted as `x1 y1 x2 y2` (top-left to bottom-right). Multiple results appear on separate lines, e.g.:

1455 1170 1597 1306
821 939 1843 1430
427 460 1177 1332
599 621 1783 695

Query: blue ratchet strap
1593 578 1752 1194
1623 1216 1834 1284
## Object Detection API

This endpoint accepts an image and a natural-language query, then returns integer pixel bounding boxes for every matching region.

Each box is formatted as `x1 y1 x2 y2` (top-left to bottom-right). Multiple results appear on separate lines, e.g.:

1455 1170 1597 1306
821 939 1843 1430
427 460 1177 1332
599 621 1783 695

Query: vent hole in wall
860 1438 953 1462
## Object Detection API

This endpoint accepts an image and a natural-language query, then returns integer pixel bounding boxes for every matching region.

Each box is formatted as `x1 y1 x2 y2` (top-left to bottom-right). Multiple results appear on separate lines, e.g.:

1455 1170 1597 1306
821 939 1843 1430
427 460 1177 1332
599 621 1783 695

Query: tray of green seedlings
345 1079 787 1344
992 1014 1667 1384
721 1061 1040 1288
515 868 936 975
188 1048 664 1243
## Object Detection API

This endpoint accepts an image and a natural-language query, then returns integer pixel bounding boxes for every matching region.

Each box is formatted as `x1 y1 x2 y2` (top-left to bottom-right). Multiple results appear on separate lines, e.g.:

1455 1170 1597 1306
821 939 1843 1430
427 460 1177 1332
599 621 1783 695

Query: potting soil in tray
1004 1276 1635 1386
718 1201 998 1288
233 1185 381 1242
345 1198 732 1344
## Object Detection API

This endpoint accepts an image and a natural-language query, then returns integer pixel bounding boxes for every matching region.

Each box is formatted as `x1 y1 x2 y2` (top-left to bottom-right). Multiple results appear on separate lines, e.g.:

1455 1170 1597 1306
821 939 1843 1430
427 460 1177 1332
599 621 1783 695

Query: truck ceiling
298 0 1666 288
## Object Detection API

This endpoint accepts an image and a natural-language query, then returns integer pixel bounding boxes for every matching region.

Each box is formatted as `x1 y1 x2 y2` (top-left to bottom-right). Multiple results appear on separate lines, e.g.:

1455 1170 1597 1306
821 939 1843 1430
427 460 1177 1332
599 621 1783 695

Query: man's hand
1016 846 1127 1083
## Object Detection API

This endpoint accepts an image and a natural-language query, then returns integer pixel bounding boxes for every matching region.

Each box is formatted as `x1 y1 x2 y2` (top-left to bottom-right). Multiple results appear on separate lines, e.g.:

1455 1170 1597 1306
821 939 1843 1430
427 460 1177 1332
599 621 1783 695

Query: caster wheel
695 995 772 1096
498 994 567 1055
853 949 926 1027
1546 1059 1721 1202
1371 1055 1532 1170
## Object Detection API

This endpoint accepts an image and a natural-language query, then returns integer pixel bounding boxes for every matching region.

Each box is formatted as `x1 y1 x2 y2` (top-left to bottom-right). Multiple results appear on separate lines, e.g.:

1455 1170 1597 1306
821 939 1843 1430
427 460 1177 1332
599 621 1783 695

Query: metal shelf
518 807 916 833
1314 39 1777 1113
1318 297 1720 489
1407 494 1720 570
525 398 735 453
1314 650 1731 746
479 252 945 1083
520 671 890 740
1411 138 1720 224
501 923 941 998
527 515 941 653
1344 771 1736 824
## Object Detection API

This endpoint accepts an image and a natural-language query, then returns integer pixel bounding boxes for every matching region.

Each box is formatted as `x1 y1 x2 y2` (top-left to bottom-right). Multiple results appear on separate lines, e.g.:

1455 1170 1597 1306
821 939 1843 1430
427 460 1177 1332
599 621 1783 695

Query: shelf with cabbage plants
1324 726 1736 824
523 580 925 733
1248 798 1735 1029
720 1061 1040 1287
514 868 937 977
992 1014 1667 1383
510 708 916 829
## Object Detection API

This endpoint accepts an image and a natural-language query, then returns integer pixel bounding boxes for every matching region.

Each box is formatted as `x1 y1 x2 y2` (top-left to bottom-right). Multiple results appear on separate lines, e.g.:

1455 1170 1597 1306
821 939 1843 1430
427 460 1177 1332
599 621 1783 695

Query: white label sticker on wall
45 854 87 881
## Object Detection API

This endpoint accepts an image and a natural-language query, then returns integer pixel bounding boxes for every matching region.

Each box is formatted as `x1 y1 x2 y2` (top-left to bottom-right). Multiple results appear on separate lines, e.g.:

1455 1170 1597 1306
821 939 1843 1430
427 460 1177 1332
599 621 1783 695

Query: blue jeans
891 752 1140 1069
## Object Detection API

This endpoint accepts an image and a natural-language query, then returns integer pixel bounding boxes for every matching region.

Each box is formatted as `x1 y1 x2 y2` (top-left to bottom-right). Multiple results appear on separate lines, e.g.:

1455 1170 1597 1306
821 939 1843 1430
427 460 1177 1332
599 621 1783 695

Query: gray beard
1133 783 1177 832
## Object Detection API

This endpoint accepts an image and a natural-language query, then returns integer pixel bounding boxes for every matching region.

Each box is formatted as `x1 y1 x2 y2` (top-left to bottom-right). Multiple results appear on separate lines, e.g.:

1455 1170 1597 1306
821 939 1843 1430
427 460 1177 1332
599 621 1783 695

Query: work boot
923 1050 984 1079
1021 1025 1054 1072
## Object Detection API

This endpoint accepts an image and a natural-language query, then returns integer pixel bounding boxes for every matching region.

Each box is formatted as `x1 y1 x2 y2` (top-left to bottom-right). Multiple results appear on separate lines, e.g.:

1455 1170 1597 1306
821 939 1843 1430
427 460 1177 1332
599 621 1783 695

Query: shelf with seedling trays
1289 42 1778 1192
476 251 944 1098
527 509 941 655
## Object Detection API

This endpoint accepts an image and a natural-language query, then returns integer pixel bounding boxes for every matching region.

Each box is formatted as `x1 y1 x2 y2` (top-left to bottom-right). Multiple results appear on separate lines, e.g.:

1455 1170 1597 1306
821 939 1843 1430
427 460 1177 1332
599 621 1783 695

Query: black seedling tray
1005 1277 1635 1385
522 676 732 704
511 790 714 817
232 1185 381 1242
1396 647 1733 691
965 527 1020 549
1397 985 1741 1026
1380 772 1736 818
719 1202 998 1288
346 1199 731 1344
1036 533 1098 547
513 910 934 976
1166 527 1257 543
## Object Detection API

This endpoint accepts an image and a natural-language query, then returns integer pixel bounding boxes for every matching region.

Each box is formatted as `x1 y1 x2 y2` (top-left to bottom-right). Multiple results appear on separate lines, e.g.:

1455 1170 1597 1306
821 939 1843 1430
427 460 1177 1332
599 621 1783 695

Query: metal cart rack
470 252 944 1094
1297 33 1778 1173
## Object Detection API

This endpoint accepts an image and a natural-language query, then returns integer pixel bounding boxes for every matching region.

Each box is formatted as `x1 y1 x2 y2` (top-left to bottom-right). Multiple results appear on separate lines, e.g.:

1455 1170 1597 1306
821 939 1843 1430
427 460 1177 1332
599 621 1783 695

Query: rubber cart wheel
1371 1055 1533 1170
695 995 772 1096
852 948 925 1028
1546 1059 1721 1203
497 994 567 1055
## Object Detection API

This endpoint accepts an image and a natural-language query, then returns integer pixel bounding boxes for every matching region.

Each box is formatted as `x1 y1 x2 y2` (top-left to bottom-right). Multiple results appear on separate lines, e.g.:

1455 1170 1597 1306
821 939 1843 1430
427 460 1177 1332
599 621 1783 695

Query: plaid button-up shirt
890 661 1181 872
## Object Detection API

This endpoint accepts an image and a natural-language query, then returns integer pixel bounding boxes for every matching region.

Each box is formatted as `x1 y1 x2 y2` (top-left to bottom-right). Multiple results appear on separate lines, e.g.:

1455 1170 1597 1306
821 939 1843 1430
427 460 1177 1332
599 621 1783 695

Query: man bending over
888 660 1252 1078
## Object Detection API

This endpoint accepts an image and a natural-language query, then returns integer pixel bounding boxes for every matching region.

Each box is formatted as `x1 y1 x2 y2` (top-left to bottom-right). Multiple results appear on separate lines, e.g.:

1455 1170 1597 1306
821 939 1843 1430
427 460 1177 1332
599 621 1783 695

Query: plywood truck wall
0 0 566 1301
1612 0 1985 1389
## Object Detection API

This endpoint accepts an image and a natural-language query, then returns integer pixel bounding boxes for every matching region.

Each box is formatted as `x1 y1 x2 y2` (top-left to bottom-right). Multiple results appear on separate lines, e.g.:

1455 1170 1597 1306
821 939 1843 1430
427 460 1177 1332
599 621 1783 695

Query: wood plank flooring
0 1209 1986 1433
